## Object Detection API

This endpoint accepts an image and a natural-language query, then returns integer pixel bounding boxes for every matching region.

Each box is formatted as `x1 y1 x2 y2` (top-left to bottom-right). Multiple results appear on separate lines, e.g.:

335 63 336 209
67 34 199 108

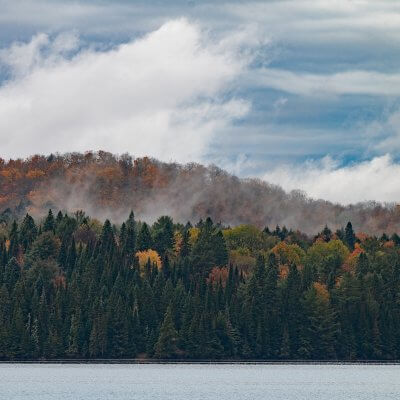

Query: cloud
248 69 400 97
0 19 251 163
262 155 400 204
0 32 79 77
365 108 400 154
227 0 400 42
1 0 400 209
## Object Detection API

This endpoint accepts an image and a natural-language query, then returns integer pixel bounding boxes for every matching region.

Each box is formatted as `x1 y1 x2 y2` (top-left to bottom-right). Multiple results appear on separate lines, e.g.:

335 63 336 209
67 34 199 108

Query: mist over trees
1 209 400 360
0 151 400 235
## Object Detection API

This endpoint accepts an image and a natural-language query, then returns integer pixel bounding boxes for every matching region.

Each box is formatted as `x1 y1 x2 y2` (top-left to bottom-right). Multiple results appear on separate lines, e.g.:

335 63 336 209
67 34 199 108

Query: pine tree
180 229 191 258
8 220 19 259
19 214 38 251
43 209 55 233
154 305 178 358
1 209 399 362
345 221 356 250
125 211 136 256
152 216 174 255
136 223 153 251
66 238 77 275
214 230 228 266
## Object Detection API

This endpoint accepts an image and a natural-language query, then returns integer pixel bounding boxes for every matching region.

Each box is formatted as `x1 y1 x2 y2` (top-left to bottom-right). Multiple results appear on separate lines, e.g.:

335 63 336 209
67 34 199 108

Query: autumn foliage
1 151 400 235
136 249 162 272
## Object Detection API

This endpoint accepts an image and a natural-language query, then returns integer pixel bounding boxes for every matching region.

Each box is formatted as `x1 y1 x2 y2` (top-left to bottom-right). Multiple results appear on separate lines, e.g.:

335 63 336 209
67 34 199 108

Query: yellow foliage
307 239 349 268
229 249 256 276
223 224 265 252
189 227 199 245
136 249 162 272
173 231 183 257
88 219 103 235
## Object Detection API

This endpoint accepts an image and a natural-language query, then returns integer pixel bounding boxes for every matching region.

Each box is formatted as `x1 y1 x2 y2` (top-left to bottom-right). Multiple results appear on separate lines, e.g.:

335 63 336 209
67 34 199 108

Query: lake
1 363 400 400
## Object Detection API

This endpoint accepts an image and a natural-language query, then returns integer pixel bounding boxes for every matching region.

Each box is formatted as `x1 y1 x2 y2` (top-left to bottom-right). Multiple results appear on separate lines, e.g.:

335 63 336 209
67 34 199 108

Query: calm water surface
1 363 400 400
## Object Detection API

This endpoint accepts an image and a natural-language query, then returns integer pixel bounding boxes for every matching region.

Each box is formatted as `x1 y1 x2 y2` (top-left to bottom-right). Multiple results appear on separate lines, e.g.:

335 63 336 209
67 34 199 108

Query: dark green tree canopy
0 210 398 361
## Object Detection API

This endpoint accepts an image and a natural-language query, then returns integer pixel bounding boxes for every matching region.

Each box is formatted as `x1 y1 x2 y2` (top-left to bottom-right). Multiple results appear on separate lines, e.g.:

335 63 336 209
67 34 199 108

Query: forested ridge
1 151 400 234
1 209 400 360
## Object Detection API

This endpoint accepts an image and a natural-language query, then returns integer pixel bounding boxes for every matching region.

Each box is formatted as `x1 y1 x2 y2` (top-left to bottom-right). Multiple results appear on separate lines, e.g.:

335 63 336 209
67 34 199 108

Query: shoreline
1 359 400 365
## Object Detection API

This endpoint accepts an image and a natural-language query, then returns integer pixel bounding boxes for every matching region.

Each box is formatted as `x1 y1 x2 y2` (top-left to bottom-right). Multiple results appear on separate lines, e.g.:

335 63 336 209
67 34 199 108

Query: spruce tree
8 220 19 258
20 214 38 251
125 211 136 256
136 223 153 251
43 209 55 233
345 221 356 250
152 216 174 255
154 305 178 358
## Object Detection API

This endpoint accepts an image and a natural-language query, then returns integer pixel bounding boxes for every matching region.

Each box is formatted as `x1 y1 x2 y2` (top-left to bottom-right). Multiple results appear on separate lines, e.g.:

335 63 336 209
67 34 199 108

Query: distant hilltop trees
1 210 400 360
1 151 400 235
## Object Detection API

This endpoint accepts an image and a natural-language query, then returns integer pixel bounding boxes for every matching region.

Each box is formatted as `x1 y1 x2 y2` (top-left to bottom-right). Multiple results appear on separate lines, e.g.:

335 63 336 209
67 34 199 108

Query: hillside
1 209 400 360
0 151 399 234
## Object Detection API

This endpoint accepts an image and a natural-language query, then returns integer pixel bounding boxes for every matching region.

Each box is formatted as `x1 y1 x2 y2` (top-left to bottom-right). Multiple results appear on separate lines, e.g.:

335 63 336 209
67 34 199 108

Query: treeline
1 210 400 360
1 151 400 234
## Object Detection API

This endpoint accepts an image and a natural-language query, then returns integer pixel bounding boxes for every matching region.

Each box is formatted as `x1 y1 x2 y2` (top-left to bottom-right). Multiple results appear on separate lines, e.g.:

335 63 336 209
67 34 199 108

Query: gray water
1 363 400 400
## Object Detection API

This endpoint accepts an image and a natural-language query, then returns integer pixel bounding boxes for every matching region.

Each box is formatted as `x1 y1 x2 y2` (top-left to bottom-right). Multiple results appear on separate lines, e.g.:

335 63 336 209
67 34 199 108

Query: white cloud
367 109 400 154
262 155 400 204
0 32 79 77
227 0 400 42
0 19 251 163
249 68 400 97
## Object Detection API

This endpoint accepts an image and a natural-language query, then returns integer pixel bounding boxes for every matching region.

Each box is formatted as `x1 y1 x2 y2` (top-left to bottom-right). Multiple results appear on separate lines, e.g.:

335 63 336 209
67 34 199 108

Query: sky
0 0 400 205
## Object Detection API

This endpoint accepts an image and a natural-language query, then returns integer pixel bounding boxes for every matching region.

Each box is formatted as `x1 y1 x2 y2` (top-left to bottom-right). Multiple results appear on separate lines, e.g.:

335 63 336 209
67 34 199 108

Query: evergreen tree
0 210 399 361
345 221 356 250
8 220 19 258
214 230 228 266
19 214 38 251
137 223 153 251
180 229 191 258
152 216 174 255
125 211 136 256
43 210 55 233
154 305 178 358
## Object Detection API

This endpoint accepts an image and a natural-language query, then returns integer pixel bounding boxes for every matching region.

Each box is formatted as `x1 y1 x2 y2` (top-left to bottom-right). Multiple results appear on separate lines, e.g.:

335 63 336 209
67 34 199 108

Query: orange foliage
133 157 169 189
384 240 395 249
279 265 289 279
0 168 23 181
313 282 330 303
342 243 363 274
25 169 45 179
1 151 400 238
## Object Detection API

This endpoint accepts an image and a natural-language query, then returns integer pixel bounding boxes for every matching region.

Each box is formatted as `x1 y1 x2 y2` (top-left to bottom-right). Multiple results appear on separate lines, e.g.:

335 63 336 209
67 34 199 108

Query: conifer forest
1 208 400 360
